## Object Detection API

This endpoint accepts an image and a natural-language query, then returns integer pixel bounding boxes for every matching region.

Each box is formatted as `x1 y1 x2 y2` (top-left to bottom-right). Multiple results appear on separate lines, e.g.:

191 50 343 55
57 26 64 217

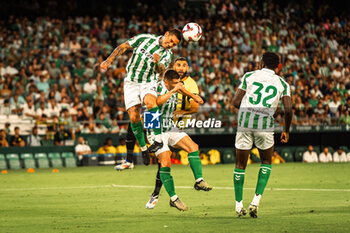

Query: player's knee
188 143 199 153
129 115 139 124
144 95 157 109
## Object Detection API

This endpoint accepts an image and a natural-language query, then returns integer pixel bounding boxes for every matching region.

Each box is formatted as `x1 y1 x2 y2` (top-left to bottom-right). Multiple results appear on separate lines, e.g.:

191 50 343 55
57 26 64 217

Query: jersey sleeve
127 34 149 48
279 77 291 97
186 78 199 101
156 81 164 97
159 51 173 68
238 72 254 91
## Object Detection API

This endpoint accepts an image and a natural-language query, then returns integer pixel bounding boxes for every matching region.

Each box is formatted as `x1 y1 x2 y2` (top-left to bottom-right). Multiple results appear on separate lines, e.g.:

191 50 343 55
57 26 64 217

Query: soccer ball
182 23 202 42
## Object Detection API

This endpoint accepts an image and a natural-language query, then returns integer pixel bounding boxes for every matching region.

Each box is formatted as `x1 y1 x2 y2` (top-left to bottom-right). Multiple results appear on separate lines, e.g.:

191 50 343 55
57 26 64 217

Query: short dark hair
262 52 279 70
168 28 182 42
164 69 180 80
174 57 188 64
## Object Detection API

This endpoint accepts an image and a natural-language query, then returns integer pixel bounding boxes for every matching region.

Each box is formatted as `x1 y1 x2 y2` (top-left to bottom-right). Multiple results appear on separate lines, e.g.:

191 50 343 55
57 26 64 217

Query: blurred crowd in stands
0 0 349 144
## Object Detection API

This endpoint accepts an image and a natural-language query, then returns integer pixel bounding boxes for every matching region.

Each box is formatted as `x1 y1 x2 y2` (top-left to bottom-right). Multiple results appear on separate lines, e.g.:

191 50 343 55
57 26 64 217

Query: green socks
130 121 146 148
234 168 245 202
188 151 203 180
255 164 272 195
148 107 162 136
159 167 176 198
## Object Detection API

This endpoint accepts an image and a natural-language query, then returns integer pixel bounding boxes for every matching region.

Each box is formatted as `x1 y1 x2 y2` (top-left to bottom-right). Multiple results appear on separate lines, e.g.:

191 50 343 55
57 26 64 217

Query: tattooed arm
153 53 166 74
99 42 132 72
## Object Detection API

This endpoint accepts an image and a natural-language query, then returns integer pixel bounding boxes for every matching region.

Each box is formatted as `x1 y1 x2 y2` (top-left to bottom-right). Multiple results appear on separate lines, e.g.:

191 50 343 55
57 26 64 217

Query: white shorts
235 131 274 150
124 80 157 110
147 131 188 156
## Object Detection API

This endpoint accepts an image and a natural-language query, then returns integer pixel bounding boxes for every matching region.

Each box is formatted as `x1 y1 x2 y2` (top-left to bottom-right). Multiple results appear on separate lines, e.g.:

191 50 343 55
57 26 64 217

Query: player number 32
249 82 277 108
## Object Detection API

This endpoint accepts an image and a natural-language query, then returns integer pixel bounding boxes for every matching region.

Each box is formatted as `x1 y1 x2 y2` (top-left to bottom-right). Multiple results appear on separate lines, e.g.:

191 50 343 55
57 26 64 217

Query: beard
179 71 187 79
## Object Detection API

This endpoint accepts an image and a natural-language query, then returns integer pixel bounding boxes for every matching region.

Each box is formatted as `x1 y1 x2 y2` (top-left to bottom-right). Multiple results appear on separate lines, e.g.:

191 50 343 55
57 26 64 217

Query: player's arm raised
154 51 173 74
156 82 183 106
99 42 132 72
153 54 166 74
177 87 203 104
281 96 292 143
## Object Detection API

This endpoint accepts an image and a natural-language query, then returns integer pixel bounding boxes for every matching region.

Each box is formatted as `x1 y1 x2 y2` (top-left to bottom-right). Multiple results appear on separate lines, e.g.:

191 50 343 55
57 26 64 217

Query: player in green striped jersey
232 52 293 218
97 29 182 168
146 69 211 211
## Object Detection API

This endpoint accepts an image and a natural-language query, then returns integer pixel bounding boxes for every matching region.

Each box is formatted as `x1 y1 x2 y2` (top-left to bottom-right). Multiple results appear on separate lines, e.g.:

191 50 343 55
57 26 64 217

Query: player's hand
153 53 160 64
192 95 204 104
172 82 184 93
99 60 110 73
280 131 289 143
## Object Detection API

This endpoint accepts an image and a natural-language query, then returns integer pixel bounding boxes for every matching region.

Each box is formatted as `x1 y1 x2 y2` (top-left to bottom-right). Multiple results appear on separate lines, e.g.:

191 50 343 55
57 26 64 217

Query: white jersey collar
157 36 163 47
262 68 275 74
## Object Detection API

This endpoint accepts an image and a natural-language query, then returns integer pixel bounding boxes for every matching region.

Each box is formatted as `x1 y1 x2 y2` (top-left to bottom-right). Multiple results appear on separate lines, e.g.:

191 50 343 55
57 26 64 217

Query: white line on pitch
1 184 350 192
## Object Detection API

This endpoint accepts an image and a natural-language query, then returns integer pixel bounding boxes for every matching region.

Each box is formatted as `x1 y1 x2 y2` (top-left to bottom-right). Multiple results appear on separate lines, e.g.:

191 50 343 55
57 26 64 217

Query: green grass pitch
1 163 350 233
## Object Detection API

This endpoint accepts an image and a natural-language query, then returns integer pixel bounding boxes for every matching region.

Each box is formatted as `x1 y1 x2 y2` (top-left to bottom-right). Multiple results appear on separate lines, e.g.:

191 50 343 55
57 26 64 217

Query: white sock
236 201 243 209
251 194 261 206
141 146 148 152
170 195 178 202
196 178 204 183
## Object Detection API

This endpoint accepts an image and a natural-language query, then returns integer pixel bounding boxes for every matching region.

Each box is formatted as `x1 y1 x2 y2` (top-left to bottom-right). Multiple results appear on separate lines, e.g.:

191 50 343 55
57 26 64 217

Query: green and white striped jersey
126 34 173 83
237 68 291 131
157 80 178 133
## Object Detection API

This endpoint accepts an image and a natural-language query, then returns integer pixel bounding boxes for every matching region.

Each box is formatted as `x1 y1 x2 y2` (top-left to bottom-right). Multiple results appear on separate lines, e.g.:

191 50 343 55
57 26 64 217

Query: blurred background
0 0 349 167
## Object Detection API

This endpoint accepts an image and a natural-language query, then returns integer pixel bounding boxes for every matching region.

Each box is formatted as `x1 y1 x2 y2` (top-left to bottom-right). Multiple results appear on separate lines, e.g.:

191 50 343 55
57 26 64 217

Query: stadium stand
0 0 349 167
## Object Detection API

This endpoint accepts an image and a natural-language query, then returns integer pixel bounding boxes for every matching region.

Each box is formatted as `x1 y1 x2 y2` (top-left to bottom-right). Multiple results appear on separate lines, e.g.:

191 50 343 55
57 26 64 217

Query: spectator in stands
10 126 25 147
59 109 72 129
22 99 37 120
347 151 350 162
81 123 91 134
74 136 92 164
83 77 97 94
115 137 127 157
95 122 109 133
333 147 347 162
4 122 11 134
54 123 73 146
0 129 9 147
303 145 318 163
272 151 286 164
26 126 42 146
96 137 117 154
10 93 25 115
0 99 11 116
319 147 333 163
110 118 120 133
0 1 348 130
37 102 50 120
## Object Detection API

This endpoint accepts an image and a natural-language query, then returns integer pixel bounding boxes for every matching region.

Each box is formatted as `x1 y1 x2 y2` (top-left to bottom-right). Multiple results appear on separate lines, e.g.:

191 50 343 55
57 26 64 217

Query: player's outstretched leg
175 135 212 191
144 94 163 153
147 106 163 153
146 163 163 209
158 151 188 211
249 147 273 218
126 122 136 163
127 105 150 165
115 123 136 171
234 149 250 217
